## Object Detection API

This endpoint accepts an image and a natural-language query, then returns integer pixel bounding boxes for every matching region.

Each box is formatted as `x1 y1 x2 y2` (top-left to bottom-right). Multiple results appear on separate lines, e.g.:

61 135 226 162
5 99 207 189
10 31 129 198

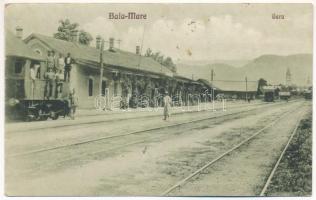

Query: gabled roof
198 79 258 92
5 30 45 61
24 33 173 76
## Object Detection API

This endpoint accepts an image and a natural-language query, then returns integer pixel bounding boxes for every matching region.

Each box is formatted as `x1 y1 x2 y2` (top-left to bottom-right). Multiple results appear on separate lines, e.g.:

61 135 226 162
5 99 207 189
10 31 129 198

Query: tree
54 19 79 41
257 78 268 95
157 55 164 64
79 30 93 45
162 57 177 73
54 19 93 46
145 48 153 57
151 52 160 61
145 48 177 73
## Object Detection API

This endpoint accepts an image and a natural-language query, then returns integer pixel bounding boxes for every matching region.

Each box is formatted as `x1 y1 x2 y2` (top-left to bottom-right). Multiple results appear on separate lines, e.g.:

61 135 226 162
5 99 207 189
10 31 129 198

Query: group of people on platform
45 51 74 80
30 51 78 119
43 51 74 99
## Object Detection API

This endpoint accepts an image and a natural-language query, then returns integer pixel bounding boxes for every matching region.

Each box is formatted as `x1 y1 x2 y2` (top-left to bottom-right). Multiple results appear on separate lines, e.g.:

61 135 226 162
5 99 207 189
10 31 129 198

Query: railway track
7 101 299 180
259 118 301 196
6 101 275 134
161 103 304 196
8 101 293 158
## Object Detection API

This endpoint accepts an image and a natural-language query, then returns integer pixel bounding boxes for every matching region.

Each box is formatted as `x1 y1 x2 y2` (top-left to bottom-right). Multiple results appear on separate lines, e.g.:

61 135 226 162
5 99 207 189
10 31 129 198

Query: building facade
24 32 206 109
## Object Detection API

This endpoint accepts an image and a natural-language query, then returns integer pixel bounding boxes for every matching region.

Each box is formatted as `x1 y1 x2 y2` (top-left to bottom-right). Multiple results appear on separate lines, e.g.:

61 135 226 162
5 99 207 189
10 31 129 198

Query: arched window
88 78 93 96
34 49 42 56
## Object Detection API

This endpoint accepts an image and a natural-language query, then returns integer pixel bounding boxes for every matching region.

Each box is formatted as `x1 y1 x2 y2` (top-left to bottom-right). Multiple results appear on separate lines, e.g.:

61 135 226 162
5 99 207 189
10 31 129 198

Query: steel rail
12 102 298 177
161 104 301 196
259 118 302 196
8 102 289 158
6 102 276 133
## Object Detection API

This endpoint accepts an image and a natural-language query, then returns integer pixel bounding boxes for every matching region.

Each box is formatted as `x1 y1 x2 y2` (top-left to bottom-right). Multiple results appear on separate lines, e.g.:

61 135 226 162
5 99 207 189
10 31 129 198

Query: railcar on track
279 91 291 101
303 87 312 100
6 66 72 121
262 86 276 102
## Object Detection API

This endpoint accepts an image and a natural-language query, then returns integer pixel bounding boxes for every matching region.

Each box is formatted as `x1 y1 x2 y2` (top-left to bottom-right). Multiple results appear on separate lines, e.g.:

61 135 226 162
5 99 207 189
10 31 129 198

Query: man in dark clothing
64 53 74 82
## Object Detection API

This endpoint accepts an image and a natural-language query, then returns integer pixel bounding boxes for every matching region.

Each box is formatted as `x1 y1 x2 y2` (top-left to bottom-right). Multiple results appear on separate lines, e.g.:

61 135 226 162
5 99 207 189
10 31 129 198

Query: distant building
200 79 258 100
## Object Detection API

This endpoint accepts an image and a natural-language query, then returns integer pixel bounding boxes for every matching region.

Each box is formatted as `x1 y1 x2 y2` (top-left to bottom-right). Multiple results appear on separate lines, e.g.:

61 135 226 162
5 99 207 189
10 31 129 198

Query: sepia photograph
3 1 313 197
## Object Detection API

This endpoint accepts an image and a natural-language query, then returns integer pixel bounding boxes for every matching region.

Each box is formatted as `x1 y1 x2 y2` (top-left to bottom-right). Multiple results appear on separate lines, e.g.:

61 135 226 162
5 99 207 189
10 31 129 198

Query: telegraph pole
245 76 248 101
211 69 215 82
99 39 105 95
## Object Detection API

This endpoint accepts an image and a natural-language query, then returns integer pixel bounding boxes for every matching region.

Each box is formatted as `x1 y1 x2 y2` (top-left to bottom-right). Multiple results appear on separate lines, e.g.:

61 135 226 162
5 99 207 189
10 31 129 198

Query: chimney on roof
96 35 101 49
15 26 23 39
109 37 114 51
71 30 79 43
136 46 140 55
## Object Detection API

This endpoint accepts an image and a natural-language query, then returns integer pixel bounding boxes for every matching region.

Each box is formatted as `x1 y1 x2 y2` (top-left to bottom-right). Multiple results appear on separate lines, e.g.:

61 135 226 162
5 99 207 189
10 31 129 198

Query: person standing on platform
30 65 36 99
55 69 64 99
33 62 41 79
64 53 74 82
163 91 172 121
58 53 65 72
69 88 78 120
46 51 54 71
51 50 58 73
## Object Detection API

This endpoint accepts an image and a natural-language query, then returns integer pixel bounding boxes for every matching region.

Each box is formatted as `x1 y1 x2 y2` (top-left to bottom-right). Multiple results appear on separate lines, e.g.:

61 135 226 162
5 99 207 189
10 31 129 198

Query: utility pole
211 69 215 82
99 39 105 95
245 76 248 101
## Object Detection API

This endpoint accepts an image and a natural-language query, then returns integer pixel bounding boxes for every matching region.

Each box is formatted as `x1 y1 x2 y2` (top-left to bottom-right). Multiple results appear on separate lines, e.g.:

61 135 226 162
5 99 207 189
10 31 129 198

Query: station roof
262 85 277 92
5 30 45 61
198 79 258 92
174 75 204 85
24 33 174 77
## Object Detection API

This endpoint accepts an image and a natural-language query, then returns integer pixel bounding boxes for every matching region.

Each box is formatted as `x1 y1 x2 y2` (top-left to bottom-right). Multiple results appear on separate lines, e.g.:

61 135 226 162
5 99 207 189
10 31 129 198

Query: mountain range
177 54 312 86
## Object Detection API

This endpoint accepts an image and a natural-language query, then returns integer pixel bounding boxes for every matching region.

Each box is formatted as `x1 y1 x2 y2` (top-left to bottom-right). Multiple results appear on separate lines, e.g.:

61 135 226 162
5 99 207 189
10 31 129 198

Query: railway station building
22 30 206 109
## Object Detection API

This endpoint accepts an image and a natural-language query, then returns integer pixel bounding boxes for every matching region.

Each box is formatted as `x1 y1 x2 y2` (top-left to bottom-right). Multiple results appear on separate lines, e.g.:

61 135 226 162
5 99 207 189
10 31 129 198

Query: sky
5 3 313 63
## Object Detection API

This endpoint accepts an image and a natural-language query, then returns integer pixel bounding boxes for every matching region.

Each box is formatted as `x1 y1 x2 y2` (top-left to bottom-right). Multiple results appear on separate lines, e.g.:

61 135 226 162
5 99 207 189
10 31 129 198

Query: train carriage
303 87 312 100
262 86 276 102
279 91 291 101
6 30 71 121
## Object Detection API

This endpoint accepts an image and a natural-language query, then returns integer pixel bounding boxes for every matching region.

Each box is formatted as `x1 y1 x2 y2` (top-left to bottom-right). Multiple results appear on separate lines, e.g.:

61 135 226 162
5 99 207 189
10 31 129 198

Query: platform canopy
198 79 258 92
